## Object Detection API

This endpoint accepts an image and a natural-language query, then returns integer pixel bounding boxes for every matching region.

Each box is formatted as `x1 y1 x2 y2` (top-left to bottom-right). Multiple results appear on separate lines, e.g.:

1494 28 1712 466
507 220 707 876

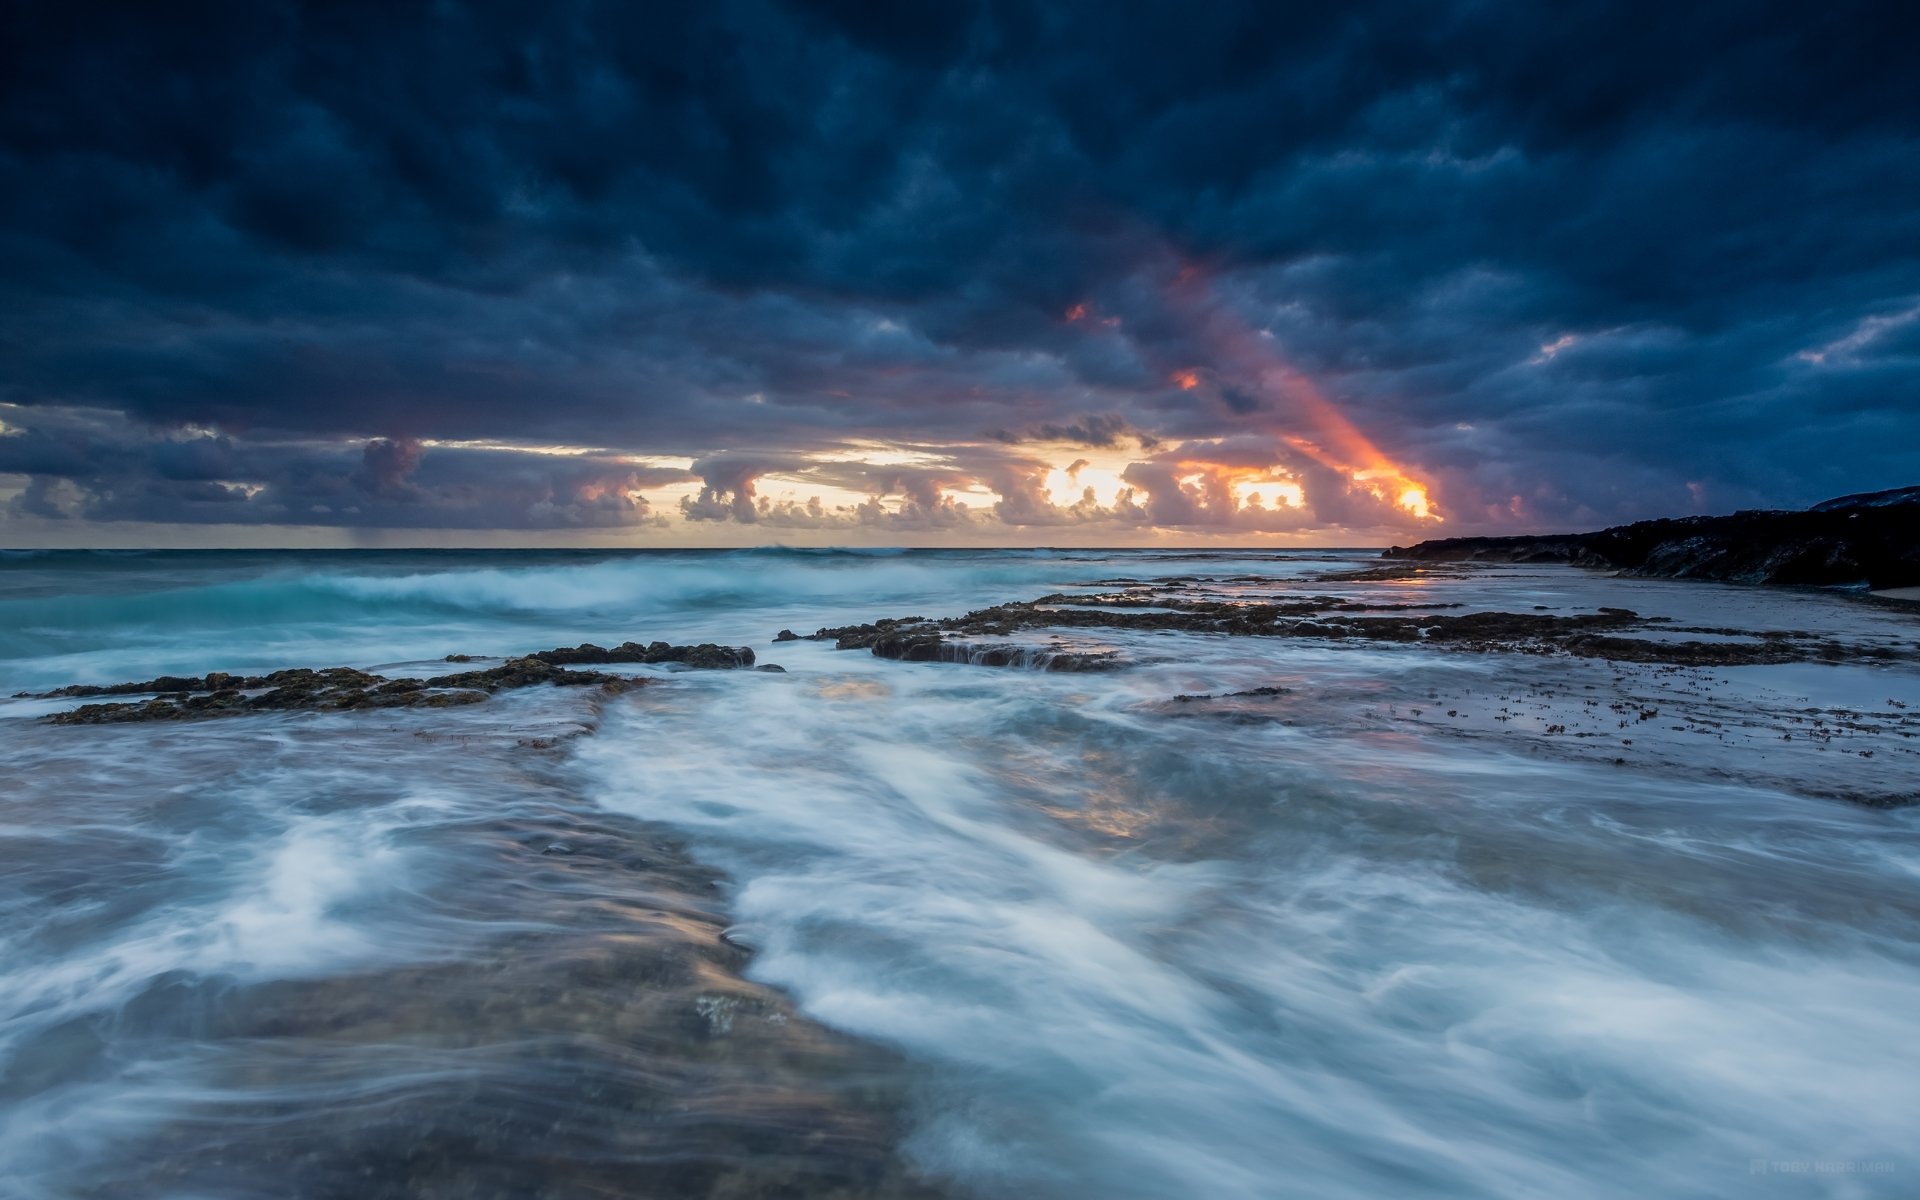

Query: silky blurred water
1 549 1915 1198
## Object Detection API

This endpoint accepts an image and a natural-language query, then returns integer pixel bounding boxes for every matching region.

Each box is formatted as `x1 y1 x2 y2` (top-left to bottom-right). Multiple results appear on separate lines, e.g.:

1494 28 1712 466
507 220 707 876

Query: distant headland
1385 486 1920 592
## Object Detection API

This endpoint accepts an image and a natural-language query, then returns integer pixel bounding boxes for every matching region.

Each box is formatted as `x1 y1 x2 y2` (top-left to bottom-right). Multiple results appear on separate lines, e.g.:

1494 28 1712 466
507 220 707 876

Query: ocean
2 548 1916 1199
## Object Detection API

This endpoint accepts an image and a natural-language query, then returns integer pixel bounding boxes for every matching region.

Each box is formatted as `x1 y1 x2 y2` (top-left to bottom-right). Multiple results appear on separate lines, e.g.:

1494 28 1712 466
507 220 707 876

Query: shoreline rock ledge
26 640 758 724
1384 485 1920 590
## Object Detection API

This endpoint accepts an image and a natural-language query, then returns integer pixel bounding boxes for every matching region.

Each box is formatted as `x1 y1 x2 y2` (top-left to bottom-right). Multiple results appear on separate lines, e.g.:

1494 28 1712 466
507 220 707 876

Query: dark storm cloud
0 406 692 529
1 0 1915 536
989 413 1158 450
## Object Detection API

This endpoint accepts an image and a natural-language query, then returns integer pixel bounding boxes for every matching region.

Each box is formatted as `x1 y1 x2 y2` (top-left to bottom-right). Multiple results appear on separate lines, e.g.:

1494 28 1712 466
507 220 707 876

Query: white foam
580 623 1920 1199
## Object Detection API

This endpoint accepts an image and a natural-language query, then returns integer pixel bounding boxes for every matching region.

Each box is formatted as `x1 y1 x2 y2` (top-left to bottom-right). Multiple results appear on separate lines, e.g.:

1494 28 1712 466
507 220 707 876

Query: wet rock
664 643 756 669
33 633 779 725
38 632 786 724
110 806 949 1200
1161 685 1295 724
892 598 1648 651
529 640 756 669
1815 789 1920 810
42 672 228 699
822 584 1874 672
868 632 950 662
773 629 799 642
1559 634 1801 666
1286 620 1351 639
420 690 489 708
755 664 788 673
804 617 931 650
868 632 1120 671
54 698 188 725
44 653 653 724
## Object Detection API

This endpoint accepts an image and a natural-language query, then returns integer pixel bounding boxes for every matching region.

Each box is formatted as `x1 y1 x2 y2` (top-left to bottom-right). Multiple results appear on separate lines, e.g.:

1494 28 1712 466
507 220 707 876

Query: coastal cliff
1384 485 1920 589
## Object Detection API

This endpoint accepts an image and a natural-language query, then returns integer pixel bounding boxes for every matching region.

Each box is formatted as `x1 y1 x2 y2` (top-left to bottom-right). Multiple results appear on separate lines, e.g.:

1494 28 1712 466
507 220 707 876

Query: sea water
1 549 1915 1198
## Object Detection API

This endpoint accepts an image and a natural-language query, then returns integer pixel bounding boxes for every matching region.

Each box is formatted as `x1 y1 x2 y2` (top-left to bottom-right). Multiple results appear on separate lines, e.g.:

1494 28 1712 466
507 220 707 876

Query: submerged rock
100 801 949 1199
867 632 1121 672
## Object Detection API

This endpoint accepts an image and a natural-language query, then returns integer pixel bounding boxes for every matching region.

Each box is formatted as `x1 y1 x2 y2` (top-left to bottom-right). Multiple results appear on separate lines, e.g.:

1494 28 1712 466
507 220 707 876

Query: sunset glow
1159 265 1445 525
12 2 1884 552
1044 457 1130 507
652 268 1454 540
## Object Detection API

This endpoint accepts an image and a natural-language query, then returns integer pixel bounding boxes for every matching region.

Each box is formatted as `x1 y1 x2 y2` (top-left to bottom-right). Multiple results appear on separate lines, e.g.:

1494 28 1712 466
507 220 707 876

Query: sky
2 0 1917 548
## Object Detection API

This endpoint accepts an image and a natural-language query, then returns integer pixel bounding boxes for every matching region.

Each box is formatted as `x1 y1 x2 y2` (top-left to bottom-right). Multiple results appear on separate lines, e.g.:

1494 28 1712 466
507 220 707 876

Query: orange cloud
1163 265 1441 523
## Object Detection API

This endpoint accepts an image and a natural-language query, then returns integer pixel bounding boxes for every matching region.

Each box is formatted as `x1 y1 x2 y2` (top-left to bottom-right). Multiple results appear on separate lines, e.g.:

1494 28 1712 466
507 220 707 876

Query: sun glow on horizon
1152 263 1442 524
1043 449 1133 507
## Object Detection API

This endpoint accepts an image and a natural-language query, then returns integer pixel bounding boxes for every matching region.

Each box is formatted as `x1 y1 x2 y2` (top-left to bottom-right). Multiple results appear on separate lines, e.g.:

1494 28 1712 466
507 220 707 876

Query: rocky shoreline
27 572 1913 727
24 640 760 724
782 588 1889 671
18 560 1916 810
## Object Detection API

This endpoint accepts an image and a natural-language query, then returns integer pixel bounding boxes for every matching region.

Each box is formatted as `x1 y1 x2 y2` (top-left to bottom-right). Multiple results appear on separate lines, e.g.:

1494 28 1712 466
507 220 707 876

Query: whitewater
1 548 1916 1199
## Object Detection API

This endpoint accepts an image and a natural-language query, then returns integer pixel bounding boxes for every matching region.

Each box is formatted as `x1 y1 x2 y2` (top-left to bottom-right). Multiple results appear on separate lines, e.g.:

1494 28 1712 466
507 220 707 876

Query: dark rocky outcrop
520 641 756 669
1384 486 1920 588
805 617 931 650
44 659 633 725
32 640 758 724
791 588 1877 671
831 599 1652 650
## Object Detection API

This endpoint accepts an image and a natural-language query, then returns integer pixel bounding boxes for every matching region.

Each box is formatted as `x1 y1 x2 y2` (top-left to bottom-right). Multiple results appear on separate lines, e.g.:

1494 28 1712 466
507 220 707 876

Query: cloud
351 437 425 501
1 1 1916 542
991 413 1161 450
0 407 690 529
